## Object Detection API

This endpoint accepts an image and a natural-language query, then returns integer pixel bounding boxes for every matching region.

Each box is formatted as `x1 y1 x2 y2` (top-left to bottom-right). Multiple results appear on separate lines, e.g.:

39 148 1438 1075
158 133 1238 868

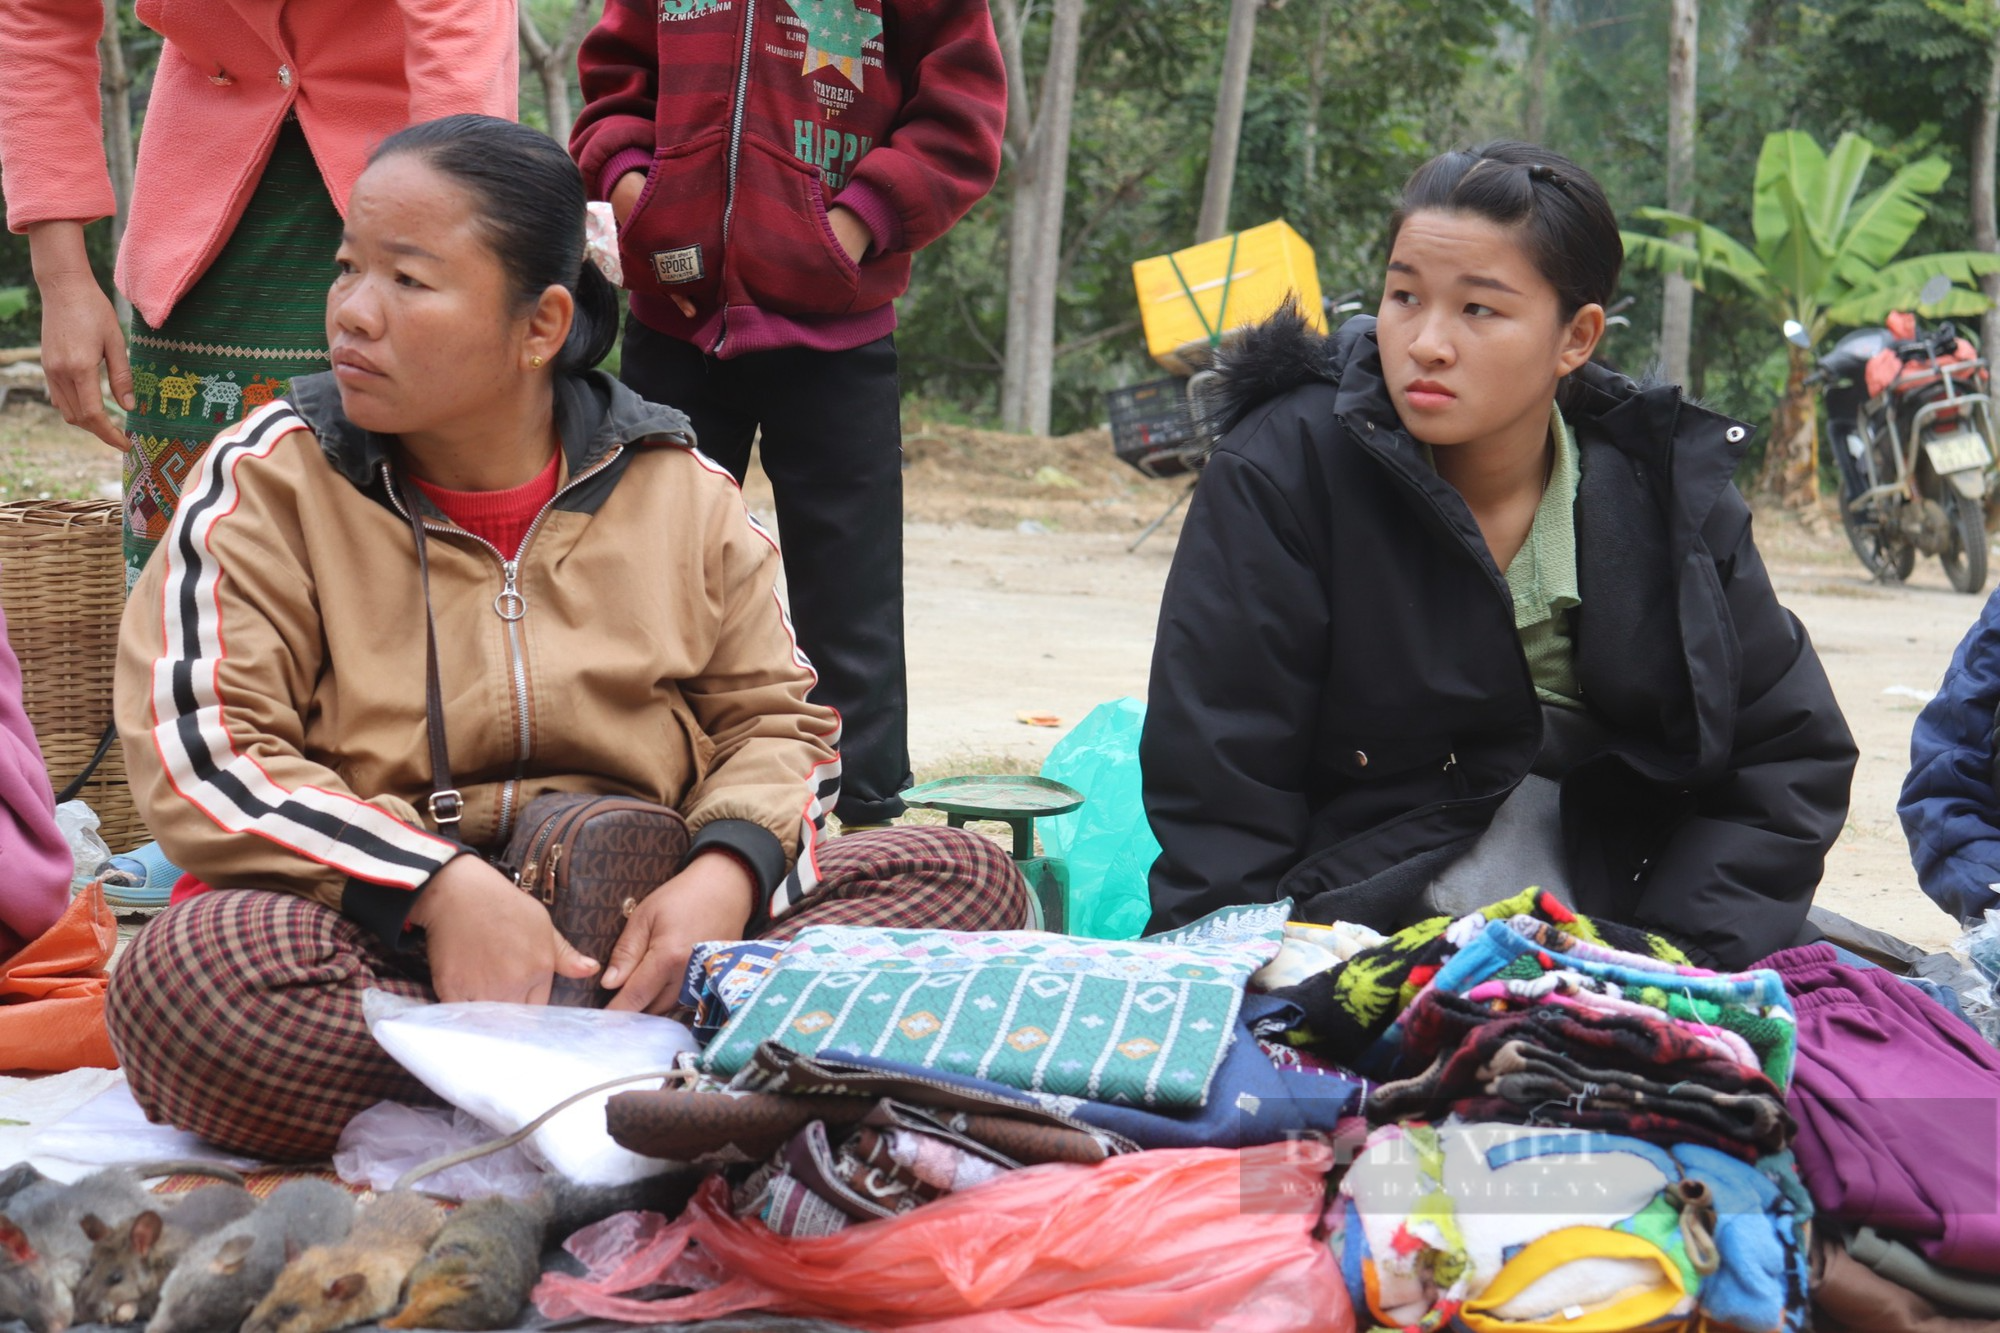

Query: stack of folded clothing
1760 943 2000 1331
1265 888 1813 1330
1330 1120 1810 1333
1356 912 1798 1162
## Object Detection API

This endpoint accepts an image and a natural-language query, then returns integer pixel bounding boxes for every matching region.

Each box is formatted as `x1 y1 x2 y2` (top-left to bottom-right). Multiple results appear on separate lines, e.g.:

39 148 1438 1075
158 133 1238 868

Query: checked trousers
106 827 1030 1160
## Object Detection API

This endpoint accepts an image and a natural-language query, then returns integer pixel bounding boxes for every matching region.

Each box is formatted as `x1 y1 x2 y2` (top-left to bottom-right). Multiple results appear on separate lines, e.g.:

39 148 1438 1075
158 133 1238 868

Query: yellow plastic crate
1131 219 1326 375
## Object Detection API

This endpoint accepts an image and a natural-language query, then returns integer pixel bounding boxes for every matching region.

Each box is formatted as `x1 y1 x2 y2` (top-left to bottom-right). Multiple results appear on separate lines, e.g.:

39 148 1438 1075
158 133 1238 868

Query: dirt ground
1 398 1984 951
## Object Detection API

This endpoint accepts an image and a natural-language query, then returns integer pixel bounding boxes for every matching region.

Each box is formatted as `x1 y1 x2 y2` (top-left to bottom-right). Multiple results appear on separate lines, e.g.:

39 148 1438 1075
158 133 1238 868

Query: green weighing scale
899 774 1085 933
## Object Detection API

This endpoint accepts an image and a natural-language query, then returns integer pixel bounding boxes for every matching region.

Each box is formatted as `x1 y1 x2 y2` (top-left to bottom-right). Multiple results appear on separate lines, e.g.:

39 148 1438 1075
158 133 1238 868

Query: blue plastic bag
1039 698 1160 940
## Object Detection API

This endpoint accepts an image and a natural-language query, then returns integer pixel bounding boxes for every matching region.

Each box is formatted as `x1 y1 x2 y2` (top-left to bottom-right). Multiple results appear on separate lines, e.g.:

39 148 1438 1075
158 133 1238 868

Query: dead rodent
147 1179 355 1333
0 1165 48 1211
240 1192 442 1333
384 1172 703 1331
376 1198 538 1333
73 1184 258 1326
0 1163 244 1333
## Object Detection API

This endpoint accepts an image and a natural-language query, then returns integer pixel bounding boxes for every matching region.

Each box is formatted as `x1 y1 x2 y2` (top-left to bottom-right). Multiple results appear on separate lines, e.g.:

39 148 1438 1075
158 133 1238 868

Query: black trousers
621 318 911 822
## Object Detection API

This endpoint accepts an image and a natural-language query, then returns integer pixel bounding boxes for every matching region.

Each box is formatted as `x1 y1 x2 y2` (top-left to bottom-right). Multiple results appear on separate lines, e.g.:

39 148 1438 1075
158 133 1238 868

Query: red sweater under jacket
572 0 1006 358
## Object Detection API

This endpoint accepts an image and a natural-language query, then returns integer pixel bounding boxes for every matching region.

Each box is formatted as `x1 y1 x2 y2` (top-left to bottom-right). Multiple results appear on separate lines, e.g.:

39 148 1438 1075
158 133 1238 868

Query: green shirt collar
1506 403 1580 632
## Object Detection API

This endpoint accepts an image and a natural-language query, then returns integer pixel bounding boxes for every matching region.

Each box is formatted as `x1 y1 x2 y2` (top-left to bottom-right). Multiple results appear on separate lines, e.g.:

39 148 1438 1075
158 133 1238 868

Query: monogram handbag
403 485 692 1008
501 792 690 1006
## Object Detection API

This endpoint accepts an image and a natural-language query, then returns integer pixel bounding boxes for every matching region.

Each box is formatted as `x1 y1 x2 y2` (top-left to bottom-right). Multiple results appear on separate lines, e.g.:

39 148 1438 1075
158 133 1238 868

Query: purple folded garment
1767 943 2000 1273
0 596 70 957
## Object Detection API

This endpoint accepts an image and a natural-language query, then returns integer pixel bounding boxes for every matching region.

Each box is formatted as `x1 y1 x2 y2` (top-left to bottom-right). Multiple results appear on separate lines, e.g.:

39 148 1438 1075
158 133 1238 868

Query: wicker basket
0 500 147 853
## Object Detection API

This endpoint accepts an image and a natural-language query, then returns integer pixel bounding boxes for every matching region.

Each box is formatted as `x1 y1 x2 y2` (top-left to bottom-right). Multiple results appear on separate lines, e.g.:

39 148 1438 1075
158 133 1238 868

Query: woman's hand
408 854 600 1004
602 850 757 1015
28 221 134 451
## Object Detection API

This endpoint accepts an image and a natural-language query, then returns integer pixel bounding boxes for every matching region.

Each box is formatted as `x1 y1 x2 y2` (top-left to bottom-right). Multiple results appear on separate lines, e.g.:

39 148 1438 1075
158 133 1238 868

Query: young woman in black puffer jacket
1141 142 1857 971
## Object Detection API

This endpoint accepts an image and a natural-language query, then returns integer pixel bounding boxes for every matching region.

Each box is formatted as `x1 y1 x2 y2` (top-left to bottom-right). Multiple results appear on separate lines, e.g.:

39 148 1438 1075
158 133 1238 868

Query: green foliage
0 288 25 323
10 0 2000 454
897 0 1511 433
1623 129 2000 346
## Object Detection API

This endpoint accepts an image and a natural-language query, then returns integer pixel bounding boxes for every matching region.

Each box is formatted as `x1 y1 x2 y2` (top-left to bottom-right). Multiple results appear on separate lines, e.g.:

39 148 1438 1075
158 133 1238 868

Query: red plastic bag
533 1142 1351 1332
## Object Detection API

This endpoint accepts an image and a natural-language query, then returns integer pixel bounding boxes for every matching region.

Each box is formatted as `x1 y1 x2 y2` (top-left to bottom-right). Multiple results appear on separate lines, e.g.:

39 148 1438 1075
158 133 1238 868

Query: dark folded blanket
1368 992 1792 1158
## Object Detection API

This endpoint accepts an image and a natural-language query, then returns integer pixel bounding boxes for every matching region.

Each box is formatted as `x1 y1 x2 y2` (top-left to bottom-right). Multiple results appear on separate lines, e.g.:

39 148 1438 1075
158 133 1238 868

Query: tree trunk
1299 3 1329 230
993 0 1033 161
996 0 1035 430
1195 0 1259 243
1660 0 1698 388
999 153 1040 430
98 0 134 325
519 0 597 147
1974 9 2000 360
1522 0 1551 143
1759 343 1821 510
1016 0 1084 436
542 56 574 150
999 0 1084 435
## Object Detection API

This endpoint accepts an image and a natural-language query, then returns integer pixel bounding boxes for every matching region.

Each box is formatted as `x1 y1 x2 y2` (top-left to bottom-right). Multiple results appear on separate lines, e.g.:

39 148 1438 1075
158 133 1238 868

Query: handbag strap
400 479 463 834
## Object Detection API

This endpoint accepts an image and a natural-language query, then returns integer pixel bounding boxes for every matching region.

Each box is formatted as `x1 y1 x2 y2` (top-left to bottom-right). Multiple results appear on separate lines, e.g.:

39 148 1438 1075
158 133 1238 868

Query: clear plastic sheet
563 1210 727 1296
333 1100 547 1199
362 991 698 1186
53 801 111 892
1947 908 2000 1044
18 1073 260 1182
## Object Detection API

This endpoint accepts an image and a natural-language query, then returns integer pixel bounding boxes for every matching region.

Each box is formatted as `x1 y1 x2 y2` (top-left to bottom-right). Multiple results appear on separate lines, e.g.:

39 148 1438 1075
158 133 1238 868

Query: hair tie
583 201 624 288
1527 163 1571 193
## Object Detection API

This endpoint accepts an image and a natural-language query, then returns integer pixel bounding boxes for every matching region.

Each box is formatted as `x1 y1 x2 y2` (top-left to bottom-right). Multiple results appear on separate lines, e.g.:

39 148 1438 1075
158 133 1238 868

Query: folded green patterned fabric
699 899 1291 1109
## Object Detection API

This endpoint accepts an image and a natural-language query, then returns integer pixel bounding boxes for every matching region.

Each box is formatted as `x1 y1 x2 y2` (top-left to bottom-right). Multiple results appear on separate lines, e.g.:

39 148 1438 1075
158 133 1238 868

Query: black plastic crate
1105 378 1203 479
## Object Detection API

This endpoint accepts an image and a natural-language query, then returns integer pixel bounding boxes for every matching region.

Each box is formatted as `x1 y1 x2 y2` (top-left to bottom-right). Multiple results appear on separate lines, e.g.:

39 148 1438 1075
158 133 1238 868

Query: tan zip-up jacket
115 371 841 940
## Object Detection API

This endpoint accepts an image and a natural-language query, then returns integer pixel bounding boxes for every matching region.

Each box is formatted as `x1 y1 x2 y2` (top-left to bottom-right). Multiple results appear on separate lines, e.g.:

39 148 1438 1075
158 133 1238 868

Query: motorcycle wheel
1942 488 1989 594
1842 503 1916 582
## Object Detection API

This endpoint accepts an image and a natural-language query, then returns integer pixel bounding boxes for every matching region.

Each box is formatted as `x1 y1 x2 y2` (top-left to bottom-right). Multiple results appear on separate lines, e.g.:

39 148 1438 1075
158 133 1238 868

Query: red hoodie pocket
619 128 729 309
723 136 863 317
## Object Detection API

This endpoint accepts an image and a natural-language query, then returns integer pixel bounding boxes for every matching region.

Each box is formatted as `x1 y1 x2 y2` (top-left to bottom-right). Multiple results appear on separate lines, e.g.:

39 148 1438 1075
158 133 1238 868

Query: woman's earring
531 355 545 369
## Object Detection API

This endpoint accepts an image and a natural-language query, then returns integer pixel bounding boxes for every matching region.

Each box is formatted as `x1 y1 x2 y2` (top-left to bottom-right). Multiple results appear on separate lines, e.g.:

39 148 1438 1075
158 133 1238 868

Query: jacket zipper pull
494 560 527 622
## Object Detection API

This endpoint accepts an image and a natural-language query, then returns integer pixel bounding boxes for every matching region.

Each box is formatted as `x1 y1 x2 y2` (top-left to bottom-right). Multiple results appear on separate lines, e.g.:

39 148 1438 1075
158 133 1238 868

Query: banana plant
1623 130 2000 509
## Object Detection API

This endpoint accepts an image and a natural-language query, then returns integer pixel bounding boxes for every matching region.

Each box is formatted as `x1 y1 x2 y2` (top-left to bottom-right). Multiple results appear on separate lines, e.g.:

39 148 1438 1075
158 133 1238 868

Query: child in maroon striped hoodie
572 0 1006 826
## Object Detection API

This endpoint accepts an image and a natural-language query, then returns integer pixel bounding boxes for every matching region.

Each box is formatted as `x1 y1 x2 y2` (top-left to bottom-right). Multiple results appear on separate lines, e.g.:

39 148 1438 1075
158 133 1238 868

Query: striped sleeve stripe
684 446 845 913
149 401 458 890
774 747 841 915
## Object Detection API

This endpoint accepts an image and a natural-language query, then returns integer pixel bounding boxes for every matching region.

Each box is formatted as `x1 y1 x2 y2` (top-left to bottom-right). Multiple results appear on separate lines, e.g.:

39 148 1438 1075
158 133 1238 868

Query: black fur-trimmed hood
1190 301 1361 444
1190 301 1671 448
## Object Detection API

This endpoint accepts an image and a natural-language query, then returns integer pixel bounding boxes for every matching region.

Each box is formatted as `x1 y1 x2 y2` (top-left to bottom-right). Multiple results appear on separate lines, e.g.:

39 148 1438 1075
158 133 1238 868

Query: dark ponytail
1389 141 1622 320
370 114 618 373
566 257 622 374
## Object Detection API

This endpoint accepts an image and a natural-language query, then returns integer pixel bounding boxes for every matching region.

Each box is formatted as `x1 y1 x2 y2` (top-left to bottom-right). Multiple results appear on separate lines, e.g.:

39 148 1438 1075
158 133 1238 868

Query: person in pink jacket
0 597 71 959
0 0 517 586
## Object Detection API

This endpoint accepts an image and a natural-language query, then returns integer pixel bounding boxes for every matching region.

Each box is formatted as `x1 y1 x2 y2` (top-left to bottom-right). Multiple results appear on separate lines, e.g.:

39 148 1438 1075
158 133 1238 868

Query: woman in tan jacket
106 116 1028 1160
0 0 516 586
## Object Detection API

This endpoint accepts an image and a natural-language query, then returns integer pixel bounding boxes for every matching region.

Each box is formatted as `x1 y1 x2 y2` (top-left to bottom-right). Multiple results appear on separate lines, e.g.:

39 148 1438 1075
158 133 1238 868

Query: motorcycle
1802 276 1997 594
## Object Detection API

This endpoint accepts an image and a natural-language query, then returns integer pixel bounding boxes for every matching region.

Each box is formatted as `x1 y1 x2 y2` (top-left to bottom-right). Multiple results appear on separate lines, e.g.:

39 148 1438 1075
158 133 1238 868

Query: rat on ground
383 1172 702 1331
147 1179 355 1333
74 1183 258 1326
0 1164 243 1333
240 1192 441 1333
